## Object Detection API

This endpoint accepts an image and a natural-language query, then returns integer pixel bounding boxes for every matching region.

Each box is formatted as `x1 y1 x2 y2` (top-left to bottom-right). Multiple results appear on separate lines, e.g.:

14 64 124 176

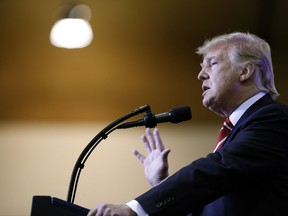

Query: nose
197 68 208 81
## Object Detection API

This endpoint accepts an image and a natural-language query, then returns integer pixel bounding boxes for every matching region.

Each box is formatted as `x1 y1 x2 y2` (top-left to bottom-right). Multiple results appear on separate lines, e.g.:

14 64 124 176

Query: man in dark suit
88 32 288 216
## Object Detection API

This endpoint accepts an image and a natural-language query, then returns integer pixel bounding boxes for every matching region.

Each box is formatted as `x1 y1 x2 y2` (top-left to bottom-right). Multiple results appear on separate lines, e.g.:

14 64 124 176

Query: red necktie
213 118 234 152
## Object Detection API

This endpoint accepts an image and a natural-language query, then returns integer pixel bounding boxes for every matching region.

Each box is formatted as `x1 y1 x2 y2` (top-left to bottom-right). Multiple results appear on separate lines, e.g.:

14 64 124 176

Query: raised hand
133 128 171 187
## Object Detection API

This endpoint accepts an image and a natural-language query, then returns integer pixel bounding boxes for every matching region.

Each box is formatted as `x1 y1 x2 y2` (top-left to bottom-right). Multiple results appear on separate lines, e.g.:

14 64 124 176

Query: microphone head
170 106 192 123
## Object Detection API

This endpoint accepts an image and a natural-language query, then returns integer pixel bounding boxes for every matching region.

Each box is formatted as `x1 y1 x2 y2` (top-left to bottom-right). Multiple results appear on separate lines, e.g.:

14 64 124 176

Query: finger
103 208 111 216
154 128 165 151
146 128 156 150
95 204 107 216
141 134 152 153
133 149 146 164
87 210 94 216
88 208 97 216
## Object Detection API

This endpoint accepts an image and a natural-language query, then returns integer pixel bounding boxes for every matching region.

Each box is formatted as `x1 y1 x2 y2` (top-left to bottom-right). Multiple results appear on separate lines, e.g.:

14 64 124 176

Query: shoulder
240 95 288 125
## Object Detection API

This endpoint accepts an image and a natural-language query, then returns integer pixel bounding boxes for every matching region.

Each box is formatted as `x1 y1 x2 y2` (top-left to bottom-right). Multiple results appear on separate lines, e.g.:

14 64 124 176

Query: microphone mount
117 106 192 129
142 111 157 128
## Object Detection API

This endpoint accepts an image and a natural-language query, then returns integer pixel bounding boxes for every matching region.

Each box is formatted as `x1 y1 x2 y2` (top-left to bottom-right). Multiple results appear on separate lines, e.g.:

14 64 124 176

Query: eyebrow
205 56 219 62
200 56 219 67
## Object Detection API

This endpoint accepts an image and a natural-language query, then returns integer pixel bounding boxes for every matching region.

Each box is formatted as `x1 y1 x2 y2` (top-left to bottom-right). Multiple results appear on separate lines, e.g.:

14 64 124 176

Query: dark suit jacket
135 94 288 216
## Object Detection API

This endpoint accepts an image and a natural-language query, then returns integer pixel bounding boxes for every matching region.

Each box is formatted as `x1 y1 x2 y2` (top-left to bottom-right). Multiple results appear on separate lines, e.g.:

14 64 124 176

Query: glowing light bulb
50 18 93 49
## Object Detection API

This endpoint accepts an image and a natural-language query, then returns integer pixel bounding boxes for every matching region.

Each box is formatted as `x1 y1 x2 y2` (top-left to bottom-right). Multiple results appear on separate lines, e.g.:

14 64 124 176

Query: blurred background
0 0 287 215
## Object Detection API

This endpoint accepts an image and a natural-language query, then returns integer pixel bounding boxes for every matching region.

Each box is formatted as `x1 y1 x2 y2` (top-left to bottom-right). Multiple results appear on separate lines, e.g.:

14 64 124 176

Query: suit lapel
223 94 275 146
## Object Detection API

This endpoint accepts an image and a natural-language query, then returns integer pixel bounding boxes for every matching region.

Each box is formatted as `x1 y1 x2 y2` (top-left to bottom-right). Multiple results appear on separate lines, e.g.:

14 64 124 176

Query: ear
239 63 255 82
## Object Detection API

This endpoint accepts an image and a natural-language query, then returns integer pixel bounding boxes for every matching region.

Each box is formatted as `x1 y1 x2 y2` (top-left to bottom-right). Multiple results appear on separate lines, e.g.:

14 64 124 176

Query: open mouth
202 85 210 96
202 86 210 92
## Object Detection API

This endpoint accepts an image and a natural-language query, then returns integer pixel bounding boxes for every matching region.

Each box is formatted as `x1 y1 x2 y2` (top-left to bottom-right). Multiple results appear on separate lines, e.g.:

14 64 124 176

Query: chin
202 97 212 108
203 99 220 115
202 101 208 108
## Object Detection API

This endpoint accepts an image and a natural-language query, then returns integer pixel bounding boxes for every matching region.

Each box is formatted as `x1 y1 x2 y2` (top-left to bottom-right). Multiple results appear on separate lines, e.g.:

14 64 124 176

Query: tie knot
213 117 234 152
224 118 233 130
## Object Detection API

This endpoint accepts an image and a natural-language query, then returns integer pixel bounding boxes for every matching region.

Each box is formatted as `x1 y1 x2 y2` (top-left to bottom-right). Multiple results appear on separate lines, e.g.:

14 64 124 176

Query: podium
31 196 89 216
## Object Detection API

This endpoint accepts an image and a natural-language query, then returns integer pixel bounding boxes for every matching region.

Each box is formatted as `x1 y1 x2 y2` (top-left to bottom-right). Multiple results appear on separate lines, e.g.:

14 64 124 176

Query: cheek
209 80 232 103
214 71 237 91
212 78 226 93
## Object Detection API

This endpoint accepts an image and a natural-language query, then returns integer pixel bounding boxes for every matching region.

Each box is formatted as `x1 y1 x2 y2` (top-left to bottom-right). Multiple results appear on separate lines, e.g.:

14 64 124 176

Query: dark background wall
0 0 287 123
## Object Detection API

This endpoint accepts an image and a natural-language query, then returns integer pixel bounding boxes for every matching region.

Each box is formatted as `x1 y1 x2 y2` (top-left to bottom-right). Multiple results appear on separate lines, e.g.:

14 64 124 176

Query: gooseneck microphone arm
67 104 151 203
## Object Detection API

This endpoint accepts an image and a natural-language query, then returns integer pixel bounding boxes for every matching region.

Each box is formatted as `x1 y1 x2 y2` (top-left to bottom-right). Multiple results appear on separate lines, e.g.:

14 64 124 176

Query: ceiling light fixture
50 4 93 49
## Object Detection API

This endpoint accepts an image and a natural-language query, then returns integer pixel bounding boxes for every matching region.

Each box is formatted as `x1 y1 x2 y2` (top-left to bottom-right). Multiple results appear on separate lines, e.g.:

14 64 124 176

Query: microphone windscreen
170 106 192 123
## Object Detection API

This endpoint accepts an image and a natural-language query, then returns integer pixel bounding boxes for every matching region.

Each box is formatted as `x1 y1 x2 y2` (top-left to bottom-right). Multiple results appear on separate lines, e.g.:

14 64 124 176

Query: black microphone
117 106 192 129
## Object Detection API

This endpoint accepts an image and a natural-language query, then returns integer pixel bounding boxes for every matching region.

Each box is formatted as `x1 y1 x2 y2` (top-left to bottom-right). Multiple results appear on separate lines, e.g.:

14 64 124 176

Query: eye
211 61 218 66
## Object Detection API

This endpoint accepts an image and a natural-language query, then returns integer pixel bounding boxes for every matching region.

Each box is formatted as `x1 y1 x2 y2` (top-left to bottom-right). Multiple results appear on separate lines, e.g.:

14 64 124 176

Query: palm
143 148 169 186
134 128 170 187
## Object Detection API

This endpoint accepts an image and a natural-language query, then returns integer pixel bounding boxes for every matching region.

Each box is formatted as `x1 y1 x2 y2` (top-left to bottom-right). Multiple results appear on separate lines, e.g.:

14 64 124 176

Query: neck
216 89 261 118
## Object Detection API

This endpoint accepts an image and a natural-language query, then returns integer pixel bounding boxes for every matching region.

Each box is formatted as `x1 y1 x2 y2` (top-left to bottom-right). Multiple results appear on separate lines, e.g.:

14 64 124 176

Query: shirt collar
229 92 266 126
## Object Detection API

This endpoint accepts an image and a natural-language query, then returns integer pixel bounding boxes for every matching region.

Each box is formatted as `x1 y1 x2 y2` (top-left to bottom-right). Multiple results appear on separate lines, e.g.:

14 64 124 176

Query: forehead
203 46 227 59
202 44 228 62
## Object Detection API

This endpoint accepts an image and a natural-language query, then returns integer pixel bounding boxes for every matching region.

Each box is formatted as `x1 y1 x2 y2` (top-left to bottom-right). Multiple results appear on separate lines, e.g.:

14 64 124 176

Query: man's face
198 45 242 117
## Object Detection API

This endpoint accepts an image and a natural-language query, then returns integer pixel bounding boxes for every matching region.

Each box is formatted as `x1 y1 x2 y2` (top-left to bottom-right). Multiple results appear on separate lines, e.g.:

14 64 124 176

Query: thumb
161 149 171 161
